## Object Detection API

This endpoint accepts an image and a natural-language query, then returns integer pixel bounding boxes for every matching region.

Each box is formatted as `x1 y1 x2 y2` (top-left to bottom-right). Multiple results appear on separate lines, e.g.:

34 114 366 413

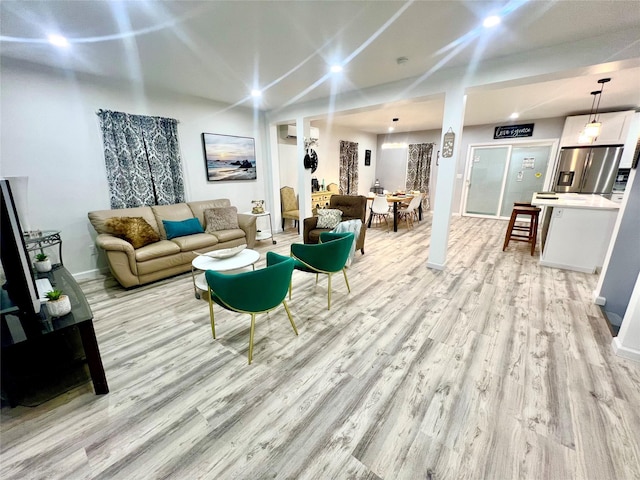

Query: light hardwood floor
2 214 639 479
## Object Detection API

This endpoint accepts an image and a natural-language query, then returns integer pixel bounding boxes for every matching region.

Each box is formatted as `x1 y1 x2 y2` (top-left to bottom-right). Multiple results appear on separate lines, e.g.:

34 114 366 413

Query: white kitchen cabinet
560 111 634 148
531 193 620 273
619 112 640 168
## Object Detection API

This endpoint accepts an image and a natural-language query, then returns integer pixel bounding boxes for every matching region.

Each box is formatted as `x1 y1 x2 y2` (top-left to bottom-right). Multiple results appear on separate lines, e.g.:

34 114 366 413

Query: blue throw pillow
163 218 204 239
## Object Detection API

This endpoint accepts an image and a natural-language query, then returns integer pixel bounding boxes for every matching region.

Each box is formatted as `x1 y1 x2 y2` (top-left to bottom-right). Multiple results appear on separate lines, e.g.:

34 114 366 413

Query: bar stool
502 205 541 255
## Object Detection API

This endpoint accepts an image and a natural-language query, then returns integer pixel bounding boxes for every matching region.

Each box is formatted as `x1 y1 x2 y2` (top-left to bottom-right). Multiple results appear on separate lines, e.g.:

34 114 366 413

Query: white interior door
499 145 552 217
464 146 510 216
463 143 554 219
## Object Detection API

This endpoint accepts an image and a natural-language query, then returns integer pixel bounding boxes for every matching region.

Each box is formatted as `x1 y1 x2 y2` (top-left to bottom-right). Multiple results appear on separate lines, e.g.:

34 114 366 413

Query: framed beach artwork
201 133 257 181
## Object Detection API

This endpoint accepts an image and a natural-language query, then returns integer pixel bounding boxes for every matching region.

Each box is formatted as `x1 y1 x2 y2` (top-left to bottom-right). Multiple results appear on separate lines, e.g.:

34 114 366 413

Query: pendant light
582 78 610 140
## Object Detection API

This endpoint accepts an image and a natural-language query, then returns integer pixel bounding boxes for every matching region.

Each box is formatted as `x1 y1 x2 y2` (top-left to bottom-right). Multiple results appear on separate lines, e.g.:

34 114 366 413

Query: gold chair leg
282 300 298 335
342 267 351 293
248 313 256 365
208 287 216 339
315 273 319 284
327 273 332 310
289 280 292 300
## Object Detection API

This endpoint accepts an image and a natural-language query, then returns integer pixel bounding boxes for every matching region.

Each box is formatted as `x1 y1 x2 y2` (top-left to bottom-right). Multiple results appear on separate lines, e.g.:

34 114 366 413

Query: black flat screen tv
0 178 41 316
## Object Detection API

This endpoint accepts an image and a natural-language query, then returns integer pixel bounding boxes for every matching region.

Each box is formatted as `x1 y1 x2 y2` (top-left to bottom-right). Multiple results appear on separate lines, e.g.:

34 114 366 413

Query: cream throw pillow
316 208 342 229
204 206 239 232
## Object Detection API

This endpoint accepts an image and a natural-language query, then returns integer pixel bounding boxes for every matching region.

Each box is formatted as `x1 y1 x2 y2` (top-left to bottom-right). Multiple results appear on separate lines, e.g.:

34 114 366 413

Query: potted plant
34 252 52 273
45 289 71 317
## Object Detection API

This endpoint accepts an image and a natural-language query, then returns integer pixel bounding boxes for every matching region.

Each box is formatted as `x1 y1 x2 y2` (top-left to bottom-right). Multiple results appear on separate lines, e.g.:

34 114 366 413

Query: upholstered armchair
280 186 300 230
205 251 297 364
290 232 354 310
303 194 367 254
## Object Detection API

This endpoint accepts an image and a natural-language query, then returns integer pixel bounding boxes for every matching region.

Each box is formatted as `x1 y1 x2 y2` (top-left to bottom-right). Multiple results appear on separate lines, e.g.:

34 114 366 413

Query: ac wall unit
287 125 319 140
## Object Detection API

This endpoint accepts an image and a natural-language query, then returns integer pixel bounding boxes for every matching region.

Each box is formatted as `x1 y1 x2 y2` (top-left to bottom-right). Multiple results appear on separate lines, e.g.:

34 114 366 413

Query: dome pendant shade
579 78 610 142
583 121 602 138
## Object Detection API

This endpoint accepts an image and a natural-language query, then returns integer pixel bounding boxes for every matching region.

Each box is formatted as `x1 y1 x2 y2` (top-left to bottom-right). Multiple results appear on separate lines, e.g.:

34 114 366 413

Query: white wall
372 117 564 213
315 120 378 195
375 130 441 201
598 167 640 325
278 144 298 190
0 60 263 277
455 117 565 213
277 120 377 195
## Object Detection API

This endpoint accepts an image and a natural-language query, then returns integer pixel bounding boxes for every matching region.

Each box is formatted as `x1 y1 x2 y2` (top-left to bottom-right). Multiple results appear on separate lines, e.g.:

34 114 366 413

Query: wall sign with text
494 123 534 139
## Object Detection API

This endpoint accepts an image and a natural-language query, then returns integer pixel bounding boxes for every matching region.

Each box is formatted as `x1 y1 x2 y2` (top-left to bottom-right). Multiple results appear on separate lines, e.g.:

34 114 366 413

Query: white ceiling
2 1 640 134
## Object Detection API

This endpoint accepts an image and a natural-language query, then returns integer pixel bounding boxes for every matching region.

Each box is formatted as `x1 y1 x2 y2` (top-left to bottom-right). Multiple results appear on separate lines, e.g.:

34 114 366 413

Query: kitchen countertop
531 192 621 211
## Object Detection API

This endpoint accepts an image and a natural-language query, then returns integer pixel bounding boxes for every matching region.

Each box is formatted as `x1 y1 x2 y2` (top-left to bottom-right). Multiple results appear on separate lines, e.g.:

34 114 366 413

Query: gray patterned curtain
339 140 358 195
97 110 185 209
406 143 433 209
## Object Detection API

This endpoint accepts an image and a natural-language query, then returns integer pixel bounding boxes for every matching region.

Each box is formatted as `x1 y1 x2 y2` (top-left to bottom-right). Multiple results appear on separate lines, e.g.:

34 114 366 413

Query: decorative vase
34 259 52 272
46 295 71 317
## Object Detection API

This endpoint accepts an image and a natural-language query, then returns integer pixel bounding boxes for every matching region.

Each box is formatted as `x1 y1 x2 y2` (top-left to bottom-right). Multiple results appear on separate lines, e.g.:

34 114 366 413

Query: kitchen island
531 193 620 273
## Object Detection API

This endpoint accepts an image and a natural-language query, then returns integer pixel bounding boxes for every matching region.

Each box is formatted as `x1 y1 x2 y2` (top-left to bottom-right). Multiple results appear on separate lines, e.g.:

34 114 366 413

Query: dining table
366 194 422 232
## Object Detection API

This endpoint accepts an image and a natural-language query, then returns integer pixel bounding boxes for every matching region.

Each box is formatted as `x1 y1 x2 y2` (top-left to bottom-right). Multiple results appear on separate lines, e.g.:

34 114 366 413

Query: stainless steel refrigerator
554 145 624 194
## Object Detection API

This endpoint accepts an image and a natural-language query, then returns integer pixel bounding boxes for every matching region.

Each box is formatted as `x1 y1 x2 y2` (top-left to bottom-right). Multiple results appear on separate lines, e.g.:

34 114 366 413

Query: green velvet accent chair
289 231 354 310
205 251 297 364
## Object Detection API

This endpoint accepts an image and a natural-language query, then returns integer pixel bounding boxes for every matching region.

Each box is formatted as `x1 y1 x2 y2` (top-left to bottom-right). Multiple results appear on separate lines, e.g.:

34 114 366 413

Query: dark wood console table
1 266 107 407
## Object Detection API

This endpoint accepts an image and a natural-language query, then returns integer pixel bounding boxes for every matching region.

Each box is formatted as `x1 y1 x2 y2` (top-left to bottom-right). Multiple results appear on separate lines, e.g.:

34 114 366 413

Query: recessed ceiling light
483 15 501 28
48 34 69 47
388 127 394 132
510 112 519 120
330 65 343 73
250 89 262 98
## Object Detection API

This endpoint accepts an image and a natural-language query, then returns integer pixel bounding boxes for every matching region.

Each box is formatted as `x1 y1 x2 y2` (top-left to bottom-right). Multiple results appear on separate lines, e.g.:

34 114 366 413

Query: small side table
244 211 276 245
24 230 63 266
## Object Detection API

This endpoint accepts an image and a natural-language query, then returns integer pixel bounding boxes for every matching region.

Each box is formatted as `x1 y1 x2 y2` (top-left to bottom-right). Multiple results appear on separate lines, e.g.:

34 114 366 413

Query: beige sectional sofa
88 199 256 288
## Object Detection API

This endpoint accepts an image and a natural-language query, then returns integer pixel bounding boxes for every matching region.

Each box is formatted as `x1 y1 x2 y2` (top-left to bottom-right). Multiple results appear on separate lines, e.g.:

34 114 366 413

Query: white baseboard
539 259 596 274
612 337 640 363
72 268 109 282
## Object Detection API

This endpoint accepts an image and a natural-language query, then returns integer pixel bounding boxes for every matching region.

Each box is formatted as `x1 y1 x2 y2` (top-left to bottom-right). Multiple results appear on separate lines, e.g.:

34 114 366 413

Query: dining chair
369 194 390 231
205 251 298 364
289 231 354 310
397 194 422 229
280 186 300 231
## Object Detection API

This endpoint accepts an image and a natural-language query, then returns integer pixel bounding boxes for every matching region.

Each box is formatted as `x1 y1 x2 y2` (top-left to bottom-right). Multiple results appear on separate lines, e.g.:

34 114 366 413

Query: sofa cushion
316 208 342 229
211 228 246 243
89 206 159 235
151 203 196 239
134 240 181 262
204 207 239 232
105 216 160 249
136 253 186 276
187 199 232 227
163 218 204 239
170 232 220 252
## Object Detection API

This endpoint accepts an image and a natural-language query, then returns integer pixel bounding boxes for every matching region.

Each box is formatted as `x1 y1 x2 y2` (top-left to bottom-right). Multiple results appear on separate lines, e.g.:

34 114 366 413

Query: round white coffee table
191 248 260 298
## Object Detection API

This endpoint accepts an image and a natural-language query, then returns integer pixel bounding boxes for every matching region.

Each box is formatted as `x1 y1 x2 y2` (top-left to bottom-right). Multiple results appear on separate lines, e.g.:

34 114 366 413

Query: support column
427 84 466 270
266 122 283 232
296 117 312 240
